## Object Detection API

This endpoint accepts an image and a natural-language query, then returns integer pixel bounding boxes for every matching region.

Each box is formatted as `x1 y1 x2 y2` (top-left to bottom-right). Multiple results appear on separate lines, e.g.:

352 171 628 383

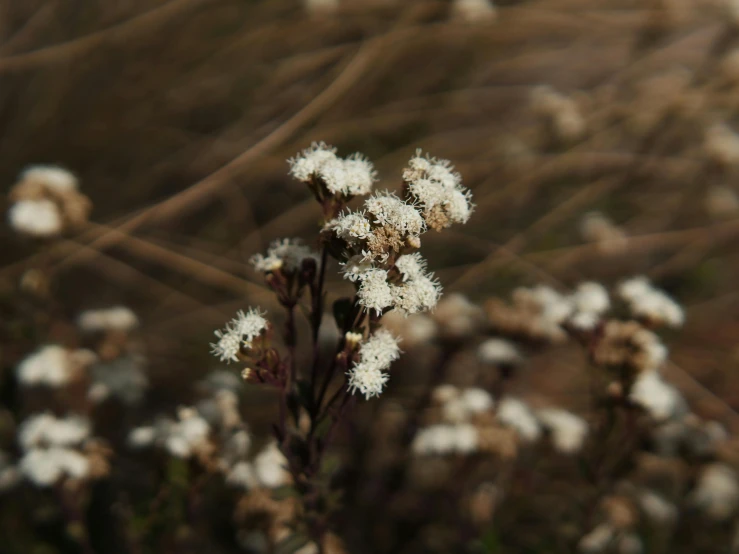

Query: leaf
332 298 353 330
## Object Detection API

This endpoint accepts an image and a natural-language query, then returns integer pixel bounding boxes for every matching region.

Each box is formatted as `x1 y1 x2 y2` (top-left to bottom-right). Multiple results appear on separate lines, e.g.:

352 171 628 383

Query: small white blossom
364 192 425 236
128 426 157 448
357 268 394 315
8 199 63 237
78 306 139 332
461 388 494 413
432 384 460 404
250 238 318 274
254 442 291 488
21 165 78 192
17 345 75 387
537 408 588 454
210 308 268 363
497 398 541 442
19 413 91 450
226 461 258 489
404 150 474 228
288 143 376 196
571 282 610 316
630 371 686 421
477 338 523 366
391 272 442 315
340 255 373 282
617 277 684 328
395 253 427 281
330 212 372 243
20 447 90 486
357 329 401 368
689 463 739 521
578 523 614 553
638 490 677 525
347 362 390 400
412 424 479 455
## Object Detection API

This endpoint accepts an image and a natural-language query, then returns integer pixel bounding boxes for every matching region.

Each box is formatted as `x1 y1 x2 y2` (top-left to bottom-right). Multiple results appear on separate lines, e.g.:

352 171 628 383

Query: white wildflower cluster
227 441 291 490
477 338 523 367
629 370 686 421
496 398 541 443
210 308 269 364
402 150 475 230
507 284 576 342
250 238 319 274
688 463 739 521
7 165 91 238
617 277 684 328
346 329 401 400
288 142 377 198
536 408 588 454
18 413 92 487
568 282 611 331
433 385 494 424
129 406 211 459
530 85 586 143
412 386 495 456
16 345 96 388
412 423 479 455
78 306 139 333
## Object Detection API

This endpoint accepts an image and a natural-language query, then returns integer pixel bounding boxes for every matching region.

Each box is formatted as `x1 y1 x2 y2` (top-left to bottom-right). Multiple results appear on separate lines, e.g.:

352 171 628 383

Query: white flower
411 424 479 455
404 150 474 228
288 142 339 182
288 143 376 196
17 345 74 387
630 371 686 421
20 447 90 487
477 338 522 366
638 490 677 525
536 408 588 454
391 272 442 315
330 212 372 243
253 442 290 488
364 192 425 236
570 282 610 316
432 384 460 404
128 426 156 448
358 329 401 368
226 461 258 489
210 308 268 363
19 413 91 450
617 276 684 328
347 362 390 400
250 238 317 274
162 407 211 459
340 255 373 282
578 523 614 553
78 306 139 332
8 199 63 237
689 463 739 521
357 268 394 315
21 165 78 192
497 398 541 442
461 388 494 413
395 253 427 281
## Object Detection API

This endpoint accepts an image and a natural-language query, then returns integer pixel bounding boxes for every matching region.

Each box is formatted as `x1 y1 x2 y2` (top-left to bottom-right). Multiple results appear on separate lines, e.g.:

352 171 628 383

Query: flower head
346 329 400 400
250 238 318 274
357 269 394 315
288 142 376 197
347 362 390 400
210 308 269 363
8 199 62 237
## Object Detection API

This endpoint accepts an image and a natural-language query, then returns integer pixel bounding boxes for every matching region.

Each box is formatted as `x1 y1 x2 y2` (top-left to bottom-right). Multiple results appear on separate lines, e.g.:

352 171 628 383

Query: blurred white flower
19 413 91 450
617 276 684 328
477 338 523 366
250 238 318 274
451 0 497 23
689 463 739 521
16 345 81 388
537 408 588 454
8 199 62 238
497 398 541 442
20 447 90 487
78 306 139 332
630 371 686 421
253 442 290 488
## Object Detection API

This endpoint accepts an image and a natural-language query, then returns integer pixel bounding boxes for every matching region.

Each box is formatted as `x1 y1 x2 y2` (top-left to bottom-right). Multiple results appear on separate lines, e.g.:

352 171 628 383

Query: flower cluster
7 165 92 238
210 308 269 364
250 238 319 275
346 329 401 400
18 413 108 487
16 344 96 388
617 276 684 328
288 142 377 199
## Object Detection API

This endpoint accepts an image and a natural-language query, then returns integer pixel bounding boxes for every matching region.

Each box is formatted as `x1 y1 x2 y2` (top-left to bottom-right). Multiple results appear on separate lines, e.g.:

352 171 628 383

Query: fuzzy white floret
16 345 73 387
630 371 685 421
689 463 739 521
497 398 541 442
617 277 684 328
251 238 317 274
357 268 394 315
8 199 63 237
364 192 425 236
477 338 522 366
19 413 91 450
347 362 390 400
21 165 78 192
254 442 290 488
391 272 442 315
20 447 90 486
537 408 588 454
78 306 139 332
340 255 373 282
358 328 401 369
